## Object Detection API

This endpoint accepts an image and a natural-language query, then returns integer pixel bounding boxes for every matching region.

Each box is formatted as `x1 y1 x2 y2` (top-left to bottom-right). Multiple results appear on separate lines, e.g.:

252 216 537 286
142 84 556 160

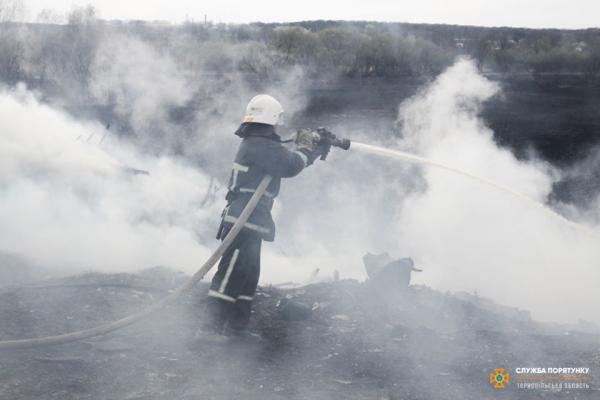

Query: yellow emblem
490 368 510 388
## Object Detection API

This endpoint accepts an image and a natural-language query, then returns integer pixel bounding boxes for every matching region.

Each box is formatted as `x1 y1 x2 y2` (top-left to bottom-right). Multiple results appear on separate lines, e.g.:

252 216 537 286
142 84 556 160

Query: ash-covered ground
1 263 598 400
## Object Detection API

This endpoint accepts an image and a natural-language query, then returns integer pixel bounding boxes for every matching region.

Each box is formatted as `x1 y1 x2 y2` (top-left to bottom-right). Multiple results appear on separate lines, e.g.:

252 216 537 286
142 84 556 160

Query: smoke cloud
0 34 311 285
0 85 219 274
266 59 600 325
392 59 600 323
90 34 194 149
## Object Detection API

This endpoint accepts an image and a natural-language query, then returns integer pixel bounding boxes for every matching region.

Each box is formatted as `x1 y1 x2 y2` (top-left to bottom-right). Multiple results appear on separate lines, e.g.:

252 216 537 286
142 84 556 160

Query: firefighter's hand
295 128 314 152
310 142 327 163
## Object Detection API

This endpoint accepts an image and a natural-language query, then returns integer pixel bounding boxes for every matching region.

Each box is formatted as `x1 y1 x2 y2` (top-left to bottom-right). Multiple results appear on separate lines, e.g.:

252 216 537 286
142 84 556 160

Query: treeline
187 20 600 85
2 2 600 100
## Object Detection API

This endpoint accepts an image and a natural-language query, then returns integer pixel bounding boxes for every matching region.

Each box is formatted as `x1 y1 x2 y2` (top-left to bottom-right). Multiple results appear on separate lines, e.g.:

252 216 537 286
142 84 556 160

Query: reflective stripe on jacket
219 135 312 242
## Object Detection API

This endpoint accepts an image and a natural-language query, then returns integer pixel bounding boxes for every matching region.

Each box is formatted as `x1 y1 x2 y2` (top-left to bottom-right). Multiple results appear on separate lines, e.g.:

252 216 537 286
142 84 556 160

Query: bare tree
271 28 306 65
238 42 272 76
0 0 25 85
63 5 101 90
318 28 355 72
0 0 25 22
67 4 98 26
18 10 65 89
0 25 23 84
36 8 64 24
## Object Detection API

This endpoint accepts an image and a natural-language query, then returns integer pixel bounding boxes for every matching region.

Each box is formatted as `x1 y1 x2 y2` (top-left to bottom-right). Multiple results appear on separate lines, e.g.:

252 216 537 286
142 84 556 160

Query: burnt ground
1 267 599 400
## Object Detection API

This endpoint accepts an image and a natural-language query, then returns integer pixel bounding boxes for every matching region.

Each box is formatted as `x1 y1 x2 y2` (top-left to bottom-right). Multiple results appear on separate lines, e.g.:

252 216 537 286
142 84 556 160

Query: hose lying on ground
0 175 273 350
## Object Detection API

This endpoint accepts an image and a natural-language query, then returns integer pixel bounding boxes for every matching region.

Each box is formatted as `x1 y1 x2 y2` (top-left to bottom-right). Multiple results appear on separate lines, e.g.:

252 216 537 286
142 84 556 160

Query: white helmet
243 94 285 126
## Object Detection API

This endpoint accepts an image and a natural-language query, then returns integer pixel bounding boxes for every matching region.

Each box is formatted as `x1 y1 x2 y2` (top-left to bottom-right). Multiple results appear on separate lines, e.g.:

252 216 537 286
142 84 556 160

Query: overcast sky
24 0 600 29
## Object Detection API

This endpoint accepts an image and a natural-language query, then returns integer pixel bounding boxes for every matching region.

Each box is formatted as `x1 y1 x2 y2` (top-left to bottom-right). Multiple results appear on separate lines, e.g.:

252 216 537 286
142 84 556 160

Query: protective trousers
204 229 262 333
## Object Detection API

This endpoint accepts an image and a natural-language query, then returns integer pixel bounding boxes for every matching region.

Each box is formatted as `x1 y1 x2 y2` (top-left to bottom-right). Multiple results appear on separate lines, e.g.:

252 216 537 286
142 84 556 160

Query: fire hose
0 176 273 350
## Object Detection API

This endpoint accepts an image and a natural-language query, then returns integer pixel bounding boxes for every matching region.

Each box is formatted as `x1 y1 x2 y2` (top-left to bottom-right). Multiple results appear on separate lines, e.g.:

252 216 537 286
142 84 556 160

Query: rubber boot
195 297 234 344
223 300 261 343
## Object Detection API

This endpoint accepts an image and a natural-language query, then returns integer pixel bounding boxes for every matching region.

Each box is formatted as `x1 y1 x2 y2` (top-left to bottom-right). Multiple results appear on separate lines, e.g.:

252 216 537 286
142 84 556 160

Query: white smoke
269 58 600 325
0 86 220 274
90 34 194 151
0 25 315 290
393 59 600 323
89 33 310 176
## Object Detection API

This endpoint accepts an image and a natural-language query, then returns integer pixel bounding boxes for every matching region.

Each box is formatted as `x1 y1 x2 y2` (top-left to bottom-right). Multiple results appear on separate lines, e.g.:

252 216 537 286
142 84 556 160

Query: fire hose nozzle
332 138 351 151
313 127 351 160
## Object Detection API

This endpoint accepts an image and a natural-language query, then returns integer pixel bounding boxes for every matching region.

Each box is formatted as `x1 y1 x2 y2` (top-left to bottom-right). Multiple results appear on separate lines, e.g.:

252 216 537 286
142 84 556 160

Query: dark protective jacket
217 123 312 242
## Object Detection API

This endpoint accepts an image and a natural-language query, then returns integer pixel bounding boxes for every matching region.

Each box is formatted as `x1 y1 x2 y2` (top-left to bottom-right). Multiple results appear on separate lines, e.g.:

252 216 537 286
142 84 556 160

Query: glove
295 128 314 152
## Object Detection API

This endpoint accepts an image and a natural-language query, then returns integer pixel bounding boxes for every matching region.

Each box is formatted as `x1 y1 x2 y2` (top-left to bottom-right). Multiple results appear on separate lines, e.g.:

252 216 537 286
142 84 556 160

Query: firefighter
196 94 319 342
